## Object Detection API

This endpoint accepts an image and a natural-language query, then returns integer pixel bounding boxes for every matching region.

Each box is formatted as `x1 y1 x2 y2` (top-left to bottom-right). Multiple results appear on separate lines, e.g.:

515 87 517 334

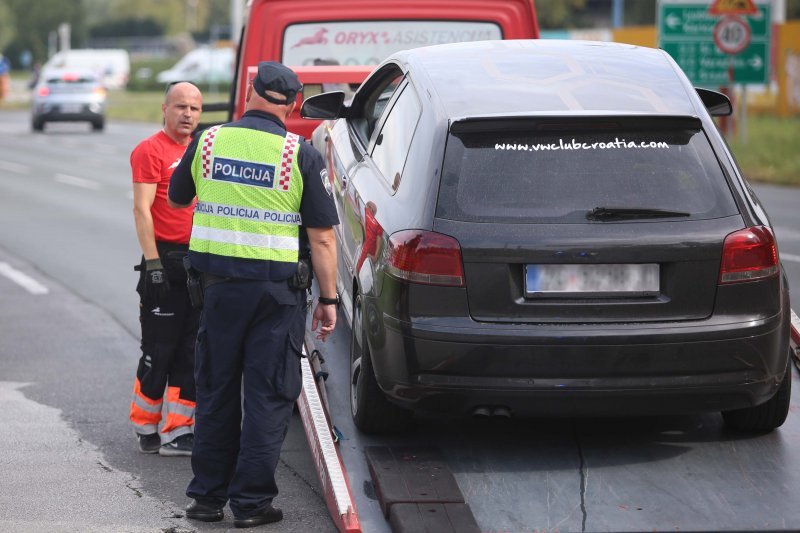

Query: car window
437 121 739 223
44 73 100 93
370 83 421 192
349 65 404 146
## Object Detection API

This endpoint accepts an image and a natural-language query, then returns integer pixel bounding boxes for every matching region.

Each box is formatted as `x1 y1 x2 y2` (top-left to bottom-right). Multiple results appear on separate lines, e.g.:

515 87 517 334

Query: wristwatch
318 293 341 308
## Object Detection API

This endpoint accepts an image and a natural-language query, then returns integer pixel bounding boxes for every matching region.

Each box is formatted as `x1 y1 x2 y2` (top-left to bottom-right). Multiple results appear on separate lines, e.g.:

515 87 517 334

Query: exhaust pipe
472 406 491 418
492 406 511 419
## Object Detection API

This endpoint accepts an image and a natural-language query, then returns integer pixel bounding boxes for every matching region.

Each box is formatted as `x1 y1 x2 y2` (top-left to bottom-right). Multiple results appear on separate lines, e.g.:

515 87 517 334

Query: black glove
144 258 171 303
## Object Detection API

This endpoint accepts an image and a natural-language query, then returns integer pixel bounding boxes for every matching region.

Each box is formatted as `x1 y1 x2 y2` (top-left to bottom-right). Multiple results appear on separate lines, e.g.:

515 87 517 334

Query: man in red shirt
130 82 202 456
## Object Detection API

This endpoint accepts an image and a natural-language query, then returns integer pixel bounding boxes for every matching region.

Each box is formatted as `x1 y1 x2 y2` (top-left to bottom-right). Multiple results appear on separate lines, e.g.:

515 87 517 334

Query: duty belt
201 272 230 290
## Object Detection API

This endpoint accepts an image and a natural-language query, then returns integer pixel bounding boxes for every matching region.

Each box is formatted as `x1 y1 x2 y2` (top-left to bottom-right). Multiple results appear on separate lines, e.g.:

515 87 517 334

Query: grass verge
727 115 800 186
106 90 230 124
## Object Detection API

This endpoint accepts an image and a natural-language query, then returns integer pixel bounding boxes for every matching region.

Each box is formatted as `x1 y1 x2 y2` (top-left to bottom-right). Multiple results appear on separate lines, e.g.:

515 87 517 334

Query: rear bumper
35 111 104 123
32 103 105 123
369 305 790 417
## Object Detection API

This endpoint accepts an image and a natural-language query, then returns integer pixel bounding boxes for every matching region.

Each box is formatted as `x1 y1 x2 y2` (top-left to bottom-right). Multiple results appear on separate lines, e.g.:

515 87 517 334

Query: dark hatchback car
302 40 792 434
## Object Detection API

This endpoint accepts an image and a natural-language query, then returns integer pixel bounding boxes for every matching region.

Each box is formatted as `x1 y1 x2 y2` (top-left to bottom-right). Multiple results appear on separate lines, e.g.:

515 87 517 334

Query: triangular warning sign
709 0 758 16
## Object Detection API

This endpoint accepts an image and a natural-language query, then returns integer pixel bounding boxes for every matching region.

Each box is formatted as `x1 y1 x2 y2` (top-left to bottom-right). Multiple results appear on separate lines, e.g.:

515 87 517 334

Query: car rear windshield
282 21 502 66
46 76 98 92
436 118 739 223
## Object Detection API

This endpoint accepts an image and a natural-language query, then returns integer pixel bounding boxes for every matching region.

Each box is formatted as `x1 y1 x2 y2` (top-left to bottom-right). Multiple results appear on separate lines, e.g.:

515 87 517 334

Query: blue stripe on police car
212 157 276 188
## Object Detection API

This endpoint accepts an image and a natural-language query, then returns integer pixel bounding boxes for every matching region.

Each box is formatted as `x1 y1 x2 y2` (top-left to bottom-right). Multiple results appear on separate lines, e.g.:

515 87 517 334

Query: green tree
535 0 588 30
0 1 16 54
624 1 656 26
789 0 800 19
2 0 86 65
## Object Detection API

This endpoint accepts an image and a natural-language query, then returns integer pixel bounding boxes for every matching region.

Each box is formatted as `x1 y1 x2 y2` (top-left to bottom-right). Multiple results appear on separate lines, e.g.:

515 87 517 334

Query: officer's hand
144 258 171 303
311 301 337 342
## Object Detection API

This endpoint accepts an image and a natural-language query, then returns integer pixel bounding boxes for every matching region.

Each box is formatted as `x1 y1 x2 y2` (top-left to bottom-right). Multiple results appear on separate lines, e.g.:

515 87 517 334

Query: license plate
525 264 659 298
60 104 82 113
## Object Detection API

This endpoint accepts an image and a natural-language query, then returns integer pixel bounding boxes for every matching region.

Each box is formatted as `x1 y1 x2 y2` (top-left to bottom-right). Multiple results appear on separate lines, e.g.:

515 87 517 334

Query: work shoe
158 433 193 457
234 504 283 528
136 432 160 454
185 500 224 522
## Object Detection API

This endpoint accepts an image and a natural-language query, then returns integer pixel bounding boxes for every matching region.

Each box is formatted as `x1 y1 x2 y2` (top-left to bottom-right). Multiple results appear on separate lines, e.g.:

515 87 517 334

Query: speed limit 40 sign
713 15 751 54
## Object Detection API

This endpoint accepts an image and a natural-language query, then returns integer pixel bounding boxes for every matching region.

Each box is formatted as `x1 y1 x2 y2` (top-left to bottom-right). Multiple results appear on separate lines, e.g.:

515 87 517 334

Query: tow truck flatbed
300 309 800 532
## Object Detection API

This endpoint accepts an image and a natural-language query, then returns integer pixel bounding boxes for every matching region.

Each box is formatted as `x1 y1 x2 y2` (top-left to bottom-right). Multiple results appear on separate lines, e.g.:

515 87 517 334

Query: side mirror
695 88 732 117
301 91 347 120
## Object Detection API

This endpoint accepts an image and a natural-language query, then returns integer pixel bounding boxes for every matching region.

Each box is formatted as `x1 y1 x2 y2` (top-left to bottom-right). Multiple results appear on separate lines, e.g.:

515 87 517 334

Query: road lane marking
0 263 49 295
0 160 30 174
781 253 800 264
54 173 102 191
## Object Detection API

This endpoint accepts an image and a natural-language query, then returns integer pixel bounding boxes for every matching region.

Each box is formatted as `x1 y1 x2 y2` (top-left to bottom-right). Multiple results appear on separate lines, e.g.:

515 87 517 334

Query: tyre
722 353 792 432
32 118 44 132
350 292 412 433
91 119 105 131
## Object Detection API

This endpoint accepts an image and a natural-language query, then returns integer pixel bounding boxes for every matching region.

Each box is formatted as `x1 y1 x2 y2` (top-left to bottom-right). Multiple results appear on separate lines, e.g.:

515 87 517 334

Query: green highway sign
657 1 770 86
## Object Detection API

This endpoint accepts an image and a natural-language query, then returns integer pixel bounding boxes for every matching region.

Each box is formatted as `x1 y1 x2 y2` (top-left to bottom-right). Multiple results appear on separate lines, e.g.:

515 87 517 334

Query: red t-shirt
131 130 195 244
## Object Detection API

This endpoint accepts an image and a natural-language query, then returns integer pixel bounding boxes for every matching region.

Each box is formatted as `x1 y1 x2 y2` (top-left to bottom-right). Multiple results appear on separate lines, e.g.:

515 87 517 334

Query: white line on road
781 253 800 264
0 263 49 295
54 173 102 191
0 160 30 174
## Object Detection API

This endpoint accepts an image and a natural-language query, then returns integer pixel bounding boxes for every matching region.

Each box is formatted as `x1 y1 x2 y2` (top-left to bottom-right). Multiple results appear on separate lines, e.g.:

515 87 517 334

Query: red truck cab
232 0 539 137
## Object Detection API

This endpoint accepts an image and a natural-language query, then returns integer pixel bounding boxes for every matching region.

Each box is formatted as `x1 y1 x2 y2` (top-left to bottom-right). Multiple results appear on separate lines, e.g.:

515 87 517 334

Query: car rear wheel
722 352 792 432
32 119 44 132
91 119 105 131
350 292 411 433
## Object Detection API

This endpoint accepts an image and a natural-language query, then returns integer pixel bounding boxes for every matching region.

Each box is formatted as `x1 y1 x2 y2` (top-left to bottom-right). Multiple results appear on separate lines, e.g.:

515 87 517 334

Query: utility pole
231 0 244 44
57 23 71 52
611 0 624 28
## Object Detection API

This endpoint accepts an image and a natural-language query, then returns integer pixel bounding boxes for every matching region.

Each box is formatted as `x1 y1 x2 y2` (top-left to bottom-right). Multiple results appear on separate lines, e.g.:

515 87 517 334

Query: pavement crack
126 481 144 498
278 457 323 499
97 460 113 473
574 423 589 532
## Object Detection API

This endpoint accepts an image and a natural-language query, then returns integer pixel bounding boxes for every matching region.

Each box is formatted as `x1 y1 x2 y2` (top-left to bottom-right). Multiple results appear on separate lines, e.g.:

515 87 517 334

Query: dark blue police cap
253 61 302 105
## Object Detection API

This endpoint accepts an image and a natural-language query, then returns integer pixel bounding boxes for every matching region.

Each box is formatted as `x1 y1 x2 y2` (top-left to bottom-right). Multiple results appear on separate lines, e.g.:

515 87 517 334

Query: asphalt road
0 112 335 533
0 110 799 532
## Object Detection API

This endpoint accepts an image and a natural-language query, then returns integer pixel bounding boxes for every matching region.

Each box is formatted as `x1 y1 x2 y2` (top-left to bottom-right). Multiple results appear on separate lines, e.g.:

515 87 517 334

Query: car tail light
93 86 106 97
37 86 50 97
719 225 779 284
385 230 465 287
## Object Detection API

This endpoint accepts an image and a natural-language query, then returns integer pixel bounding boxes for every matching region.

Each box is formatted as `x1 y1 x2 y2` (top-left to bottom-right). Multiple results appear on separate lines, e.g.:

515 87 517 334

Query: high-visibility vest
188 125 303 265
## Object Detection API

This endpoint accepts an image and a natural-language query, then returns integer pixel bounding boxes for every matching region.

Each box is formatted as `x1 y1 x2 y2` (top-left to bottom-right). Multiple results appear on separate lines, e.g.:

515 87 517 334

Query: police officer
167 61 339 528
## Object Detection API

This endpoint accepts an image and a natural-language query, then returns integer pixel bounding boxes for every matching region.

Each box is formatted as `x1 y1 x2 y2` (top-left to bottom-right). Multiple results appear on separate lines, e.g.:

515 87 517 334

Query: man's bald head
162 82 203 145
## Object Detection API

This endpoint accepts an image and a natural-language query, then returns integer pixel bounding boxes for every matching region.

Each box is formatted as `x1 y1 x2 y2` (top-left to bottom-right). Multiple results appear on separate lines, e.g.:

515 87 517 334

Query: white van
156 47 235 84
44 49 130 89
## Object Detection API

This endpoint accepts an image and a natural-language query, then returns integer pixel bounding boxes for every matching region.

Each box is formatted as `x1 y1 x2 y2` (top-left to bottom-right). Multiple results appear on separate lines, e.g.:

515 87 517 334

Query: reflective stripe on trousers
130 377 162 435
161 386 196 441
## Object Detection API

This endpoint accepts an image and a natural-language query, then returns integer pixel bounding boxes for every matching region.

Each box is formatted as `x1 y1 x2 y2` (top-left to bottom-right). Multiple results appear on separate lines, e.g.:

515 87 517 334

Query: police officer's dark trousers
187 278 305 518
131 242 199 441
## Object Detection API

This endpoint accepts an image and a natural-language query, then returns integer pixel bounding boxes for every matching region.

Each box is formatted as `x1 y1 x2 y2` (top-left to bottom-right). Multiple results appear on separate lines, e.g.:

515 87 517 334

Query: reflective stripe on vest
189 126 303 264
